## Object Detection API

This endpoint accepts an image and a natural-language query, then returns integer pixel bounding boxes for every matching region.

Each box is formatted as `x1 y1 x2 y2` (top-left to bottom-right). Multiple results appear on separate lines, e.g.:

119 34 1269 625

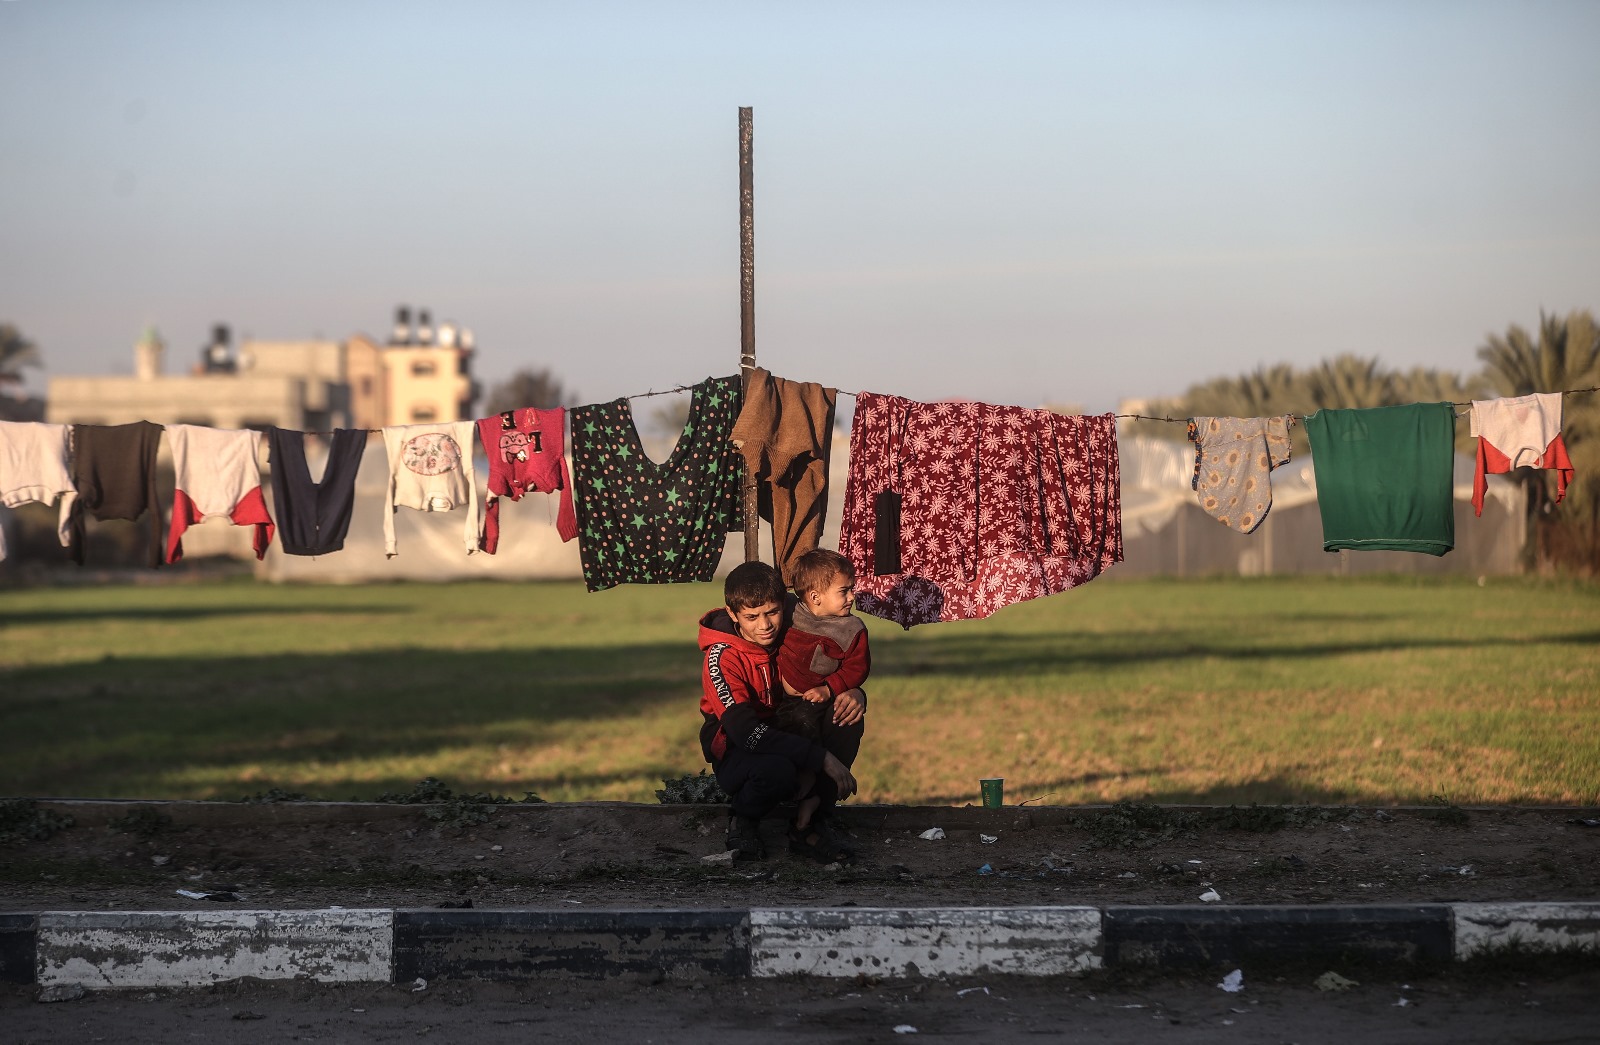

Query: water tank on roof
390 306 412 345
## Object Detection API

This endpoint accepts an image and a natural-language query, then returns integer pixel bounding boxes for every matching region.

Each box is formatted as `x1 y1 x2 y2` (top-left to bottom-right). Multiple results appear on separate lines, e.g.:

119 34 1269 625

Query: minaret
133 326 165 380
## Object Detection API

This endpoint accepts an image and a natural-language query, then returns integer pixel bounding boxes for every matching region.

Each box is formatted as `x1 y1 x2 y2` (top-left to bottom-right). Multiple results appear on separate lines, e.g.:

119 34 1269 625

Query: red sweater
777 599 871 697
477 407 577 553
698 608 826 769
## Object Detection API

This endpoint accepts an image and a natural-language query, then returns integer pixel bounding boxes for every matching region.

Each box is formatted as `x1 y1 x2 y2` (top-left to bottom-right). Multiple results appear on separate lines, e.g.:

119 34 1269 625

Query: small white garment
164 424 273 563
1469 392 1563 467
381 421 480 557
166 424 266 516
0 421 77 562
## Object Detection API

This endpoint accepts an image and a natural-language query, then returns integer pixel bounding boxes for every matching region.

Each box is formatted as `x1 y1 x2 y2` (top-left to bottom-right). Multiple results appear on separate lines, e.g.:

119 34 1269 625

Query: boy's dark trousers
714 706 863 821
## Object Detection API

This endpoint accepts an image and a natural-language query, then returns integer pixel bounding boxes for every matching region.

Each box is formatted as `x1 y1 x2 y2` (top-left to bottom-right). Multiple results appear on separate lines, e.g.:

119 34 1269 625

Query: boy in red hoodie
699 561 857 863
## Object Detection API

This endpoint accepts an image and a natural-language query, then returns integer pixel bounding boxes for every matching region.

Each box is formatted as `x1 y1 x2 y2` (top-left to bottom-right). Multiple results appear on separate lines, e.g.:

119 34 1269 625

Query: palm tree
1304 354 1397 411
1476 309 1600 572
1393 365 1488 406
1477 311 1600 399
0 323 41 387
1393 366 1490 453
1181 363 1306 418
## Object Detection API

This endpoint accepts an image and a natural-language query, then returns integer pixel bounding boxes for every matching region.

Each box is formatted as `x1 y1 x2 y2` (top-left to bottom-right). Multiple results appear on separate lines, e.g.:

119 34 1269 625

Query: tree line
1133 310 1599 574
6 313 1598 572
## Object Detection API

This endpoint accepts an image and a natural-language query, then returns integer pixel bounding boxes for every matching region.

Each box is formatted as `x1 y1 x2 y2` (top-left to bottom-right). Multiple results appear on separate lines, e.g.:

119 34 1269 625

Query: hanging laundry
838 393 1123 628
1186 415 1295 534
267 427 367 556
381 421 480 558
67 421 165 567
165 425 275 563
0 421 78 563
1470 393 1574 517
1303 403 1455 556
728 367 837 584
476 407 577 554
569 375 744 592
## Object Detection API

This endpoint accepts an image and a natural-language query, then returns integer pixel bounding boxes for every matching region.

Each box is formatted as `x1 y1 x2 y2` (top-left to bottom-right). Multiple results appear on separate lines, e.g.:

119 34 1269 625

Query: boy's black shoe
726 815 766 861
820 817 860 856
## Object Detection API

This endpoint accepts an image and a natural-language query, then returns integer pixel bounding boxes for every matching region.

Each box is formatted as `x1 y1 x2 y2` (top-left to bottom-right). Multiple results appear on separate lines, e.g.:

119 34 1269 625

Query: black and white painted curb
3 903 1596 990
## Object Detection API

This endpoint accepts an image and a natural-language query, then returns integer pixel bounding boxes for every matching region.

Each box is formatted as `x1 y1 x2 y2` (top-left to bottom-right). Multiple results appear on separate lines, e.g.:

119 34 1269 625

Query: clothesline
1113 385 1600 425
9 372 1577 577
189 382 1600 437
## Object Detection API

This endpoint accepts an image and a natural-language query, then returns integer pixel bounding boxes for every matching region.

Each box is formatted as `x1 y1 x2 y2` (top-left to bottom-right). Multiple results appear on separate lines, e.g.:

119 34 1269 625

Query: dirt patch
2 800 1597 911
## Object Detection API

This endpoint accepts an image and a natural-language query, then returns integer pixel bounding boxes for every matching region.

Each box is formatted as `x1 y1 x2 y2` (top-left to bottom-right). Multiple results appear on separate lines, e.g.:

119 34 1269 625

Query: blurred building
47 325 345 430
347 306 480 428
46 306 480 431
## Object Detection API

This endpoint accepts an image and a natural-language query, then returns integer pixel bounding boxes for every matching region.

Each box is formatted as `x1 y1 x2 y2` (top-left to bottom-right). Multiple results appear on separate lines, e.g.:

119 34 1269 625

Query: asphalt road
6 968 1595 1044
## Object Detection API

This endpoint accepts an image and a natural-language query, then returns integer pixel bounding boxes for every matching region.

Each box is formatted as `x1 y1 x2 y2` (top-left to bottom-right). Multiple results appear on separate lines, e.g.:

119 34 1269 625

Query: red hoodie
698 607 827 769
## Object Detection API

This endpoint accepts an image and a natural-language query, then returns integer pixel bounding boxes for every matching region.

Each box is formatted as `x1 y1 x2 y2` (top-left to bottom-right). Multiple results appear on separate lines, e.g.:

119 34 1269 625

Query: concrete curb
6 903 1598 990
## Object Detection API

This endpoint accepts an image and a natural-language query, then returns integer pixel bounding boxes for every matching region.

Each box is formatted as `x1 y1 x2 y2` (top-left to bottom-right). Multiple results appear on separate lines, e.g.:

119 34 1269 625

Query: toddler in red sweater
776 548 869 754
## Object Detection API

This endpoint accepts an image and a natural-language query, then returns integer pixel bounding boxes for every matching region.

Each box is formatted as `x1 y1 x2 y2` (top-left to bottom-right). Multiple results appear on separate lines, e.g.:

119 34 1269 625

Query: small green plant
108 807 173 837
375 776 543 806
0 799 75 844
1077 801 1200 850
377 777 456 804
374 777 544 830
656 771 730 805
1418 795 1470 827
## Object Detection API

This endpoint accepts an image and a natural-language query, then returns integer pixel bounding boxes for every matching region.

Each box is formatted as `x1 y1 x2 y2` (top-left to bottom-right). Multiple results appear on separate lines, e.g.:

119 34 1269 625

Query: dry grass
1 575 1596 805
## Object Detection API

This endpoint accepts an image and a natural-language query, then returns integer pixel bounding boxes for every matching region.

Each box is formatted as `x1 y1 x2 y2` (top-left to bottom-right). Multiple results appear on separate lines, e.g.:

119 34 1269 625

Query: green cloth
1303 403 1456 556
570 375 745 592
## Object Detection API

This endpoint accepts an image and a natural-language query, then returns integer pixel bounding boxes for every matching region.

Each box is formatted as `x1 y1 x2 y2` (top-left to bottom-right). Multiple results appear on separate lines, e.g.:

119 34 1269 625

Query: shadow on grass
916 773 1450 808
0 642 706 799
8 620 1597 802
915 764 1350 806
0 605 406 626
881 628 1600 678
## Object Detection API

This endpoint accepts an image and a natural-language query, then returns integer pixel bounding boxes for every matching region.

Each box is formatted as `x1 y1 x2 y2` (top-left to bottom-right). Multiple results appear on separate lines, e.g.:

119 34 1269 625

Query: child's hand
821 752 857 800
802 685 830 704
832 690 865 725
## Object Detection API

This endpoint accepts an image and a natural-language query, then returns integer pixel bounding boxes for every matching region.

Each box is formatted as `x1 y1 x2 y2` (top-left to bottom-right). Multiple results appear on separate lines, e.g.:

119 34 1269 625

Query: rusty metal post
739 106 760 563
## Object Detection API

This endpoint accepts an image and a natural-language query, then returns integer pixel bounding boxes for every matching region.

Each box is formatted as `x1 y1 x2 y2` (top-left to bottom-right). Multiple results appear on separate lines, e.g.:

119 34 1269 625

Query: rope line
136 385 1600 437
1112 385 1599 424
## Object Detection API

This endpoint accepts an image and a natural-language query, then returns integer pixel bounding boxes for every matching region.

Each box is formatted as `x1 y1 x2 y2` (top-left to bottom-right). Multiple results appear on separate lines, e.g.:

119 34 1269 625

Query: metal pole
738 106 760 563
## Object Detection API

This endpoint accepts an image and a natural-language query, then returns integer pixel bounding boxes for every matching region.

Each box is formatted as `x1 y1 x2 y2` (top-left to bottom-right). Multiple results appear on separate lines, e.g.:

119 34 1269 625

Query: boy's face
730 600 784 647
807 571 856 618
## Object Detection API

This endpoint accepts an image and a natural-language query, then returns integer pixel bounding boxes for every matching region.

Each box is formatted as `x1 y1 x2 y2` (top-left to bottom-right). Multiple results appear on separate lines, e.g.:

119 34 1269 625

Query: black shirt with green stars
570 375 746 592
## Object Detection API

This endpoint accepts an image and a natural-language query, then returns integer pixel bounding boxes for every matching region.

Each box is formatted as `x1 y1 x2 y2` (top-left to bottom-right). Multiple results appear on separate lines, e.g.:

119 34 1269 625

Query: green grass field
1 575 1596 806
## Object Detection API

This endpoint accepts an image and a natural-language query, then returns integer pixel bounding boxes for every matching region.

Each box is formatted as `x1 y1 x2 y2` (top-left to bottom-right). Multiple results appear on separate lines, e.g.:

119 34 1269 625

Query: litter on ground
1314 971 1359 992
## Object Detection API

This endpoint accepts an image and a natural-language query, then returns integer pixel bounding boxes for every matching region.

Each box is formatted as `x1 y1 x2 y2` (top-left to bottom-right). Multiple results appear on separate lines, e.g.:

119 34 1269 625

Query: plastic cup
980 778 1004 808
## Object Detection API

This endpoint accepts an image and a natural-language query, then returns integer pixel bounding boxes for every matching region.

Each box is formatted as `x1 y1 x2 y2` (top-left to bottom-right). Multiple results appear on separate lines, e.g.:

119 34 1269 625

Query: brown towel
729 368 837 584
69 421 165 567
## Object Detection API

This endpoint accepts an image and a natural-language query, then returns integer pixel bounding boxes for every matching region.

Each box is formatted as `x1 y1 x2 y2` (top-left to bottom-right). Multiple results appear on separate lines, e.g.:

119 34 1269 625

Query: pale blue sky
3 0 1597 412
